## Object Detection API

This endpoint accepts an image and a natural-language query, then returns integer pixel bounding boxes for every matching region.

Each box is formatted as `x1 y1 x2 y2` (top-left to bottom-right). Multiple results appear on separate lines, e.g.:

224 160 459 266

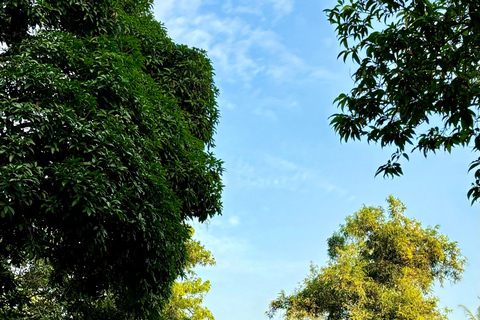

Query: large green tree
267 196 465 320
325 0 480 201
0 0 223 318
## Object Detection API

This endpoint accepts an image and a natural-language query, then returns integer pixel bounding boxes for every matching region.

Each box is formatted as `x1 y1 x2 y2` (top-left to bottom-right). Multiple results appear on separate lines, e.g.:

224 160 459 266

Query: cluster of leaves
267 196 465 320
161 229 216 320
3 259 128 320
0 0 222 318
2 229 216 320
325 0 480 201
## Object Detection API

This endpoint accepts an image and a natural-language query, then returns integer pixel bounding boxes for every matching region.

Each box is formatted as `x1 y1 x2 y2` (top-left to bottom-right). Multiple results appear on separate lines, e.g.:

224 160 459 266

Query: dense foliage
0 0 223 318
325 0 480 201
267 196 465 320
5 230 216 320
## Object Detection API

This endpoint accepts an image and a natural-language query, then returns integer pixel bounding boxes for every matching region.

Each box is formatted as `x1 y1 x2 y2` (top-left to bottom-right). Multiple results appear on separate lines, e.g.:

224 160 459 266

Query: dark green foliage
6 230 215 320
325 0 480 202
0 0 223 318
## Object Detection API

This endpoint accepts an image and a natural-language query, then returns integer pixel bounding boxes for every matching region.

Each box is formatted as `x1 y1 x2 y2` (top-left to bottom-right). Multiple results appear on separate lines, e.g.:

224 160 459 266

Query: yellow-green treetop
267 196 465 320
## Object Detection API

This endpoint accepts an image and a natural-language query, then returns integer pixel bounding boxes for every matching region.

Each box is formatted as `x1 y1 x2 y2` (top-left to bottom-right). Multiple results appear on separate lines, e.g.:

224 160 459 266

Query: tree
0 0 223 318
8 229 216 320
161 229 216 320
267 196 465 320
325 0 480 201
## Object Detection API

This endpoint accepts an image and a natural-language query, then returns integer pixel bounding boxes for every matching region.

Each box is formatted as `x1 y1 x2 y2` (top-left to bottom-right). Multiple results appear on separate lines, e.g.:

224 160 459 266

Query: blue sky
153 1 479 319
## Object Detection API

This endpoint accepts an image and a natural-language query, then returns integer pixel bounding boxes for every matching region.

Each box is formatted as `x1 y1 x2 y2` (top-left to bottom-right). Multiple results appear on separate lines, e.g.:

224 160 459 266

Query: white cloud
155 0 204 21
265 0 294 18
222 1 263 15
153 0 333 87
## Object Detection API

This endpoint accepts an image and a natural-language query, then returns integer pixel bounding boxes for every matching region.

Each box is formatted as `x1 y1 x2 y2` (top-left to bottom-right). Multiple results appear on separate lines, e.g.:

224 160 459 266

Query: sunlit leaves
162 229 216 320
267 196 465 320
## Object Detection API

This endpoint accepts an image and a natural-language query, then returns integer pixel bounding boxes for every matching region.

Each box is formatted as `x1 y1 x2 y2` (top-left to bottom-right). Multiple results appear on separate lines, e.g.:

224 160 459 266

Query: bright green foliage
267 196 465 320
162 230 216 320
325 0 480 202
0 0 222 318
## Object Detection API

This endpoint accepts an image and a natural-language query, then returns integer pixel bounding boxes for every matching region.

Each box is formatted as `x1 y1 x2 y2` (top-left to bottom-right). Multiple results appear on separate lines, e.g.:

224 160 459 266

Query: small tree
267 196 465 320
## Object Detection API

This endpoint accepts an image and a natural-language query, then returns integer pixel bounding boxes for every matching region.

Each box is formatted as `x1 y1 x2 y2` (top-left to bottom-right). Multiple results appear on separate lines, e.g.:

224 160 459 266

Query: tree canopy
4 229 216 320
0 0 223 318
325 0 480 201
267 196 465 320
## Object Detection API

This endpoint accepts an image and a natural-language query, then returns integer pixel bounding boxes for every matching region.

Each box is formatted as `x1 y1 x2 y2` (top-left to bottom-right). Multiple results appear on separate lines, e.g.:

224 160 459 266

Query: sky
153 1 479 319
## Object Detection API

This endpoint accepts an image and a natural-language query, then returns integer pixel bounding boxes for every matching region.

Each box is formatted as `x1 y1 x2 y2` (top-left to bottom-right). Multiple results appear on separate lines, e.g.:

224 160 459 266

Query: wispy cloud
226 153 349 196
222 0 294 18
192 223 309 277
194 227 249 256
266 0 294 17
263 154 298 171
153 0 335 87
208 214 241 228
